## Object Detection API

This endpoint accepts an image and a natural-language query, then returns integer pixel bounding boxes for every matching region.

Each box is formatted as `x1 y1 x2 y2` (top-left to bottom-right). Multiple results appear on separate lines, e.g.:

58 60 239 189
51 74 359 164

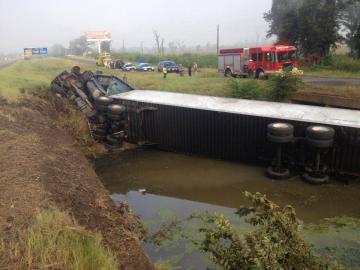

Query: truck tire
111 123 125 132
108 104 126 115
85 110 97 120
267 122 294 137
93 128 107 136
306 138 334 148
92 133 106 141
96 104 108 112
267 133 294 144
107 113 125 121
106 134 123 146
302 173 329 185
224 69 232 77
256 69 265 80
306 125 335 141
94 96 113 105
266 167 290 180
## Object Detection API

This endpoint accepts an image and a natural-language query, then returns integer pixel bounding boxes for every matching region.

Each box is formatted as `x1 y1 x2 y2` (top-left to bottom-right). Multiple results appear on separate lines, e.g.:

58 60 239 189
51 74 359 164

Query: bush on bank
268 71 303 101
146 192 347 270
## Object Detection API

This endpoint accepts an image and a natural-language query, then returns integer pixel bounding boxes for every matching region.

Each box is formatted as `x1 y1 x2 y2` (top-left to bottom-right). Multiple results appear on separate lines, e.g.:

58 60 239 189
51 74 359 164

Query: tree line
265 0 360 60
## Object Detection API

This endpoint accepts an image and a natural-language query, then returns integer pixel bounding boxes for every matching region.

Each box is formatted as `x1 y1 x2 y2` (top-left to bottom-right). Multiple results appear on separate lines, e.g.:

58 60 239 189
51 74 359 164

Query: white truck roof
112 90 360 129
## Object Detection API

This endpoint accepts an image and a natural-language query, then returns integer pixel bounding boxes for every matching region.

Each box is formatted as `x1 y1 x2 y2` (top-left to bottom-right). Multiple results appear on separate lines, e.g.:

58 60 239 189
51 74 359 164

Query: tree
168 41 177 54
69 36 87 55
342 1 360 58
264 0 302 44
49 44 66 57
100 41 111 53
153 30 161 56
265 0 343 58
160 38 165 55
298 0 342 57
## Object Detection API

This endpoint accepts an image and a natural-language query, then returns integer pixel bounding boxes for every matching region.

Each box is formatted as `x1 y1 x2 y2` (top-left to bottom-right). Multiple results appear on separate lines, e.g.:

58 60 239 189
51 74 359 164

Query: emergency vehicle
218 45 300 79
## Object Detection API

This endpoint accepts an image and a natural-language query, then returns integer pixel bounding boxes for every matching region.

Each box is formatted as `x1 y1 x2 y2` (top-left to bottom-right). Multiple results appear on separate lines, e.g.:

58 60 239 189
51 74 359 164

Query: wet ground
95 148 360 269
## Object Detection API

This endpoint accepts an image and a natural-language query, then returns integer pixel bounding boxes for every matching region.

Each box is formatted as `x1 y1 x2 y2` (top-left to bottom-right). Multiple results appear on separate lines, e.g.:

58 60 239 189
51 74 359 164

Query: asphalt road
0 59 18 69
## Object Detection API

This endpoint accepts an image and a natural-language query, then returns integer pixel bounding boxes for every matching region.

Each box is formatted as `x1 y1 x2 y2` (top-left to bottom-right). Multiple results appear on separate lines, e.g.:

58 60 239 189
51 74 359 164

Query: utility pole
122 40 125 53
217 24 220 54
141 41 144 55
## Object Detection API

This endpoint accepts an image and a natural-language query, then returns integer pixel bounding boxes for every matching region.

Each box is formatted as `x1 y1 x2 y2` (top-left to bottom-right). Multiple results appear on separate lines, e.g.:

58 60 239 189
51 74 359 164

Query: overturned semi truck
51 67 360 184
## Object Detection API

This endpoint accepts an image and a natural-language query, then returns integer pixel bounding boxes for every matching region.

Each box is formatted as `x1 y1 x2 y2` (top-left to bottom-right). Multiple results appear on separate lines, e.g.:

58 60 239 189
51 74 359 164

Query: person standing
179 64 184 77
162 66 167 78
188 64 192 77
193 62 198 75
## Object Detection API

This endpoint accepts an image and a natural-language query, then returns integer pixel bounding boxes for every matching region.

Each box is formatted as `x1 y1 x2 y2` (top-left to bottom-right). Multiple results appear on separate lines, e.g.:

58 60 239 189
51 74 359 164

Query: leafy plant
191 192 345 270
230 79 260 100
268 71 303 101
145 192 346 270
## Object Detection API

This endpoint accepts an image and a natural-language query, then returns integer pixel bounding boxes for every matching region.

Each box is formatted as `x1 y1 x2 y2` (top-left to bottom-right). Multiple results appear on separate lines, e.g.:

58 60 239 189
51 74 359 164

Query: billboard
23 47 48 57
85 31 112 42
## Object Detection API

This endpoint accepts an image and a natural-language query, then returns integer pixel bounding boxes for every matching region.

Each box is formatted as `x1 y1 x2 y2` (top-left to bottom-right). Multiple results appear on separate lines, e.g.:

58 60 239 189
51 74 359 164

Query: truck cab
218 45 300 79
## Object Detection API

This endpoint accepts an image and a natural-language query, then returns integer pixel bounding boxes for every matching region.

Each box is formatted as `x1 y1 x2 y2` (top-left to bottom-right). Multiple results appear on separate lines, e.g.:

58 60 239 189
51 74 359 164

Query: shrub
192 192 345 270
230 79 260 100
269 71 303 101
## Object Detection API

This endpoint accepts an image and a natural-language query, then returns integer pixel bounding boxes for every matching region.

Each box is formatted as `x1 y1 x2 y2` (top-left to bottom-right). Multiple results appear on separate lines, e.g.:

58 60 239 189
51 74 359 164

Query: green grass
303 69 360 79
101 67 271 98
25 208 118 270
0 57 94 99
2 56 359 103
304 54 360 79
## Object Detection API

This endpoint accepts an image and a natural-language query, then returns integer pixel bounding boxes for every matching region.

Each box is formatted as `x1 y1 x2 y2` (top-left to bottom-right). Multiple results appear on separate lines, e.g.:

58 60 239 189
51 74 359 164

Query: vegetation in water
145 192 348 270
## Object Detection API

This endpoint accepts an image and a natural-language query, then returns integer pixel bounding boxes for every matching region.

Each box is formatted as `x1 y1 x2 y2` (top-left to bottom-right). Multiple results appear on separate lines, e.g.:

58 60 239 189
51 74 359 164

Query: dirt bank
0 95 153 269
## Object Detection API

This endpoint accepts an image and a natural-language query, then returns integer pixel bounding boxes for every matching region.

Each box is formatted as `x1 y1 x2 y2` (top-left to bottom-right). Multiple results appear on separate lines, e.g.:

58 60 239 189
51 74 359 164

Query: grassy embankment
0 57 94 99
0 58 137 270
303 54 360 79
1 209 118 269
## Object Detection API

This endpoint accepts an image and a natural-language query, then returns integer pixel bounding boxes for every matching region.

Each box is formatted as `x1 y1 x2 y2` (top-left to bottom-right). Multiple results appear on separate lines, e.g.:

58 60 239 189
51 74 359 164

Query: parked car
137 63 155 72
110 59 125 69
157 60 179 73
122 63 136 71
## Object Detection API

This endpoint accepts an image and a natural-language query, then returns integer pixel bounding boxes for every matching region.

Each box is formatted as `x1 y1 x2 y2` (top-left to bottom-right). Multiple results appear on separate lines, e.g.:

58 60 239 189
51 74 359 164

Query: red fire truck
218 45 300 79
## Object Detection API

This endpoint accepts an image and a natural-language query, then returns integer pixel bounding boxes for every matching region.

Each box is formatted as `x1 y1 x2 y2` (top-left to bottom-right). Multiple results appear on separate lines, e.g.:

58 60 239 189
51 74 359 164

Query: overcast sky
0 0 273 54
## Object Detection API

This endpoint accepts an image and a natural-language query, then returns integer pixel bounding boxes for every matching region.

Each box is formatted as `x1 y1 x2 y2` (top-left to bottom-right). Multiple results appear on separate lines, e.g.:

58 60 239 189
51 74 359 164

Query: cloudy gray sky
0 0 273 54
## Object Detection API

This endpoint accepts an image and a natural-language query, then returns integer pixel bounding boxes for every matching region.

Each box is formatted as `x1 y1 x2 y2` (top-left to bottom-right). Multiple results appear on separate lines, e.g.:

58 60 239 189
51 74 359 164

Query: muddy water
95 149 360 268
